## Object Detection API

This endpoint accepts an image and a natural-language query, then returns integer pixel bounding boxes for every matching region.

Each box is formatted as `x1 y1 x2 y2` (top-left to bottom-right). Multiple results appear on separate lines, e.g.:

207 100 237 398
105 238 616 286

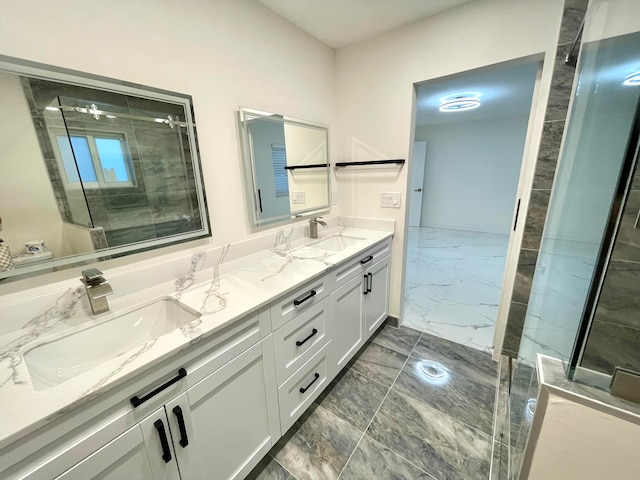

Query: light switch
380 192 401 208
292 192 306 204
331 191 338 205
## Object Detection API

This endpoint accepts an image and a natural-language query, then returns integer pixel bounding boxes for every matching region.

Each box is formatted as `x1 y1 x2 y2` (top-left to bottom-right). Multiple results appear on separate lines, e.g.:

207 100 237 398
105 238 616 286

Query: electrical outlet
292 192 306 204
331 191 338 205
380 192 401 208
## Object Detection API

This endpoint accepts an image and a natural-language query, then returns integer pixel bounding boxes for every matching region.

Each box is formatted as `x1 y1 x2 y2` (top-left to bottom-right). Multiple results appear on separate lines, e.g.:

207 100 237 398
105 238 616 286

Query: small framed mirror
0 55 211 280
238 107 330 227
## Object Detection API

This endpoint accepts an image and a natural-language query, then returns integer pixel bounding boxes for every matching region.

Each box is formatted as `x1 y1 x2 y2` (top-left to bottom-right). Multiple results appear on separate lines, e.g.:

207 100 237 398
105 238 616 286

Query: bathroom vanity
0 217 393 480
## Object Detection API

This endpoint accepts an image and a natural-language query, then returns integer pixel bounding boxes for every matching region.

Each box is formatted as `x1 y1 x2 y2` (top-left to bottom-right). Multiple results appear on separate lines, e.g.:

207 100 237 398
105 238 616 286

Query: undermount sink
23 297 200 391
310 234 365 252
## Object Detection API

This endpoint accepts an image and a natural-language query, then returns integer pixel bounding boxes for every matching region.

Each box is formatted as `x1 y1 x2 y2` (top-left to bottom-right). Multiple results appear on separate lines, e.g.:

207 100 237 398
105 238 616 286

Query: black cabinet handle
131 368 187 408
360 255 373 265
257 189 263 213
294 290 316 306
363 274 368 295
172 406 189 448
296 328 318 347
299 373 320 394
154 420 172 463
368 272 373 293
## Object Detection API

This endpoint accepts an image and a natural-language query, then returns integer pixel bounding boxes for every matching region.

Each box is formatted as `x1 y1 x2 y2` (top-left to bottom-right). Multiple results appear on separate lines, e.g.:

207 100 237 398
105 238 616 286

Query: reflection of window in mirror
54 130 135 188
271 143 289 197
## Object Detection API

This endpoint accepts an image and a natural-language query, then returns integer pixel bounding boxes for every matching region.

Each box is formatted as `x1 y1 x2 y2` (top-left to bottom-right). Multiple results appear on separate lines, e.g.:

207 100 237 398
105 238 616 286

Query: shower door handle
414 188 422 192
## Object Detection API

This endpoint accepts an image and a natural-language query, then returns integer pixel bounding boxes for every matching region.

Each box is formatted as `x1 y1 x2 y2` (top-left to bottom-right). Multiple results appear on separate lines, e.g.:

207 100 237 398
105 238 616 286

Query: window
56 131 135 188
272 143 289 197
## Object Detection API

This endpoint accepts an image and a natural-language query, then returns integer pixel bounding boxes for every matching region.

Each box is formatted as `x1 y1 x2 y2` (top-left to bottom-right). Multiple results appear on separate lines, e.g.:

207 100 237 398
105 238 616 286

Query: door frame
397 54 550 359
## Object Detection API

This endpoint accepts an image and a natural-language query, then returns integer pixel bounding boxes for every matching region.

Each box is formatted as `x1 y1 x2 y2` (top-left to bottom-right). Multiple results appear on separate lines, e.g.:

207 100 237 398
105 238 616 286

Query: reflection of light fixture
106 115 117 119
45 106 59 112
623 71 640 86
526 398 537 419
416 360 450 385
439 94 481 112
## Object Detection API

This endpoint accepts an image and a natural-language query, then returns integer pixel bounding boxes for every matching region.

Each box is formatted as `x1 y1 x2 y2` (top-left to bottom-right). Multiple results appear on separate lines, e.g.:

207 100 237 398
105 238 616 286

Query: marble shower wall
581 169 640 375
503 0 588 357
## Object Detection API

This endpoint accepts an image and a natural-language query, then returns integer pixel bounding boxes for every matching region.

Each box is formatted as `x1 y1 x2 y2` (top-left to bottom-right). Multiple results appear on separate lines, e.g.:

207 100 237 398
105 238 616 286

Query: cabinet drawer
270 276 329 330
328 238 391 290
273 298 330 385
277 345 328 433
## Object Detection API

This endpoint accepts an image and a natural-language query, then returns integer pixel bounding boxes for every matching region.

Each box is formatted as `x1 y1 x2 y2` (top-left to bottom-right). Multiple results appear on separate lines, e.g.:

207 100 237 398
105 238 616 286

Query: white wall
0 0 335 289
334 0 565 317
0 72 67 258
414 115 530 234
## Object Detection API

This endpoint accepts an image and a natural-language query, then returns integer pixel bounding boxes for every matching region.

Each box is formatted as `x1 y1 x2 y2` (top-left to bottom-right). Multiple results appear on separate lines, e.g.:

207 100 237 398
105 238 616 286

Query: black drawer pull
294 290 316 306
296 328 318 347
130 368 187 407
172 406 189 448
360 255 373 265
154 420 172 463
368 272 373 293
300 373 320 394
363 274 368 295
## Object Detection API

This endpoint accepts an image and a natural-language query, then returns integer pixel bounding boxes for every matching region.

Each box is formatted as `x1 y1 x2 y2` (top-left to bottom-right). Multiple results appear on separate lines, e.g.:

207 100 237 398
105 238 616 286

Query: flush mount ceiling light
623 71 640 86
439 93 481 112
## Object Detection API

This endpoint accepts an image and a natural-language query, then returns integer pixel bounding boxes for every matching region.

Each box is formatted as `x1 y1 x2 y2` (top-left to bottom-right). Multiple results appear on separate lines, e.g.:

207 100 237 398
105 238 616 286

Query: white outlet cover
380 192 401 208
292 192 306 204
331 191 338 205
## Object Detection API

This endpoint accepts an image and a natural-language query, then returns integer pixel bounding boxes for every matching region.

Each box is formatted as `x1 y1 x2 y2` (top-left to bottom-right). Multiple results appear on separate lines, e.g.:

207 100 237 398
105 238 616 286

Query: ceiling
415 62 540 126
256 0 476 49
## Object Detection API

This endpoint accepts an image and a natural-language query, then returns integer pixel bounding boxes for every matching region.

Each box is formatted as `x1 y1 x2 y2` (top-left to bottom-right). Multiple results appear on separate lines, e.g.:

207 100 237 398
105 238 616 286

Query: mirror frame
0 54 211 280
238 107 331 228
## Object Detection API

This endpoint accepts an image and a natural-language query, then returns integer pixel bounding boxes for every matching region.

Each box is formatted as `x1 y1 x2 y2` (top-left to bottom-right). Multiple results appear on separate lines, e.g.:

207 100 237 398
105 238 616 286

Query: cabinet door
56 408 180 480
364 255 390 338
330 273 364 377
180 342 274 480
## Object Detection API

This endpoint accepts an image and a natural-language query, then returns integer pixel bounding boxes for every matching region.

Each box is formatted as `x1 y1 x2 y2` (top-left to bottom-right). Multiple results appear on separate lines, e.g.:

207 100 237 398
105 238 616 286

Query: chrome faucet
309 217 328 239
80 268 114 315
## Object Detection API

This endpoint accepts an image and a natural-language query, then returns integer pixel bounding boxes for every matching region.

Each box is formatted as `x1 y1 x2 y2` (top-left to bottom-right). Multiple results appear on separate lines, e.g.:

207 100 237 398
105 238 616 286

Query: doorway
403 60 539 352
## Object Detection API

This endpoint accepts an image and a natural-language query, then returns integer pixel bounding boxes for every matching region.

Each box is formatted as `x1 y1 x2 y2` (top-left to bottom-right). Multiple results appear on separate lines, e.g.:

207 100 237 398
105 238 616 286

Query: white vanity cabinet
329 240 391 378
55 407 180 480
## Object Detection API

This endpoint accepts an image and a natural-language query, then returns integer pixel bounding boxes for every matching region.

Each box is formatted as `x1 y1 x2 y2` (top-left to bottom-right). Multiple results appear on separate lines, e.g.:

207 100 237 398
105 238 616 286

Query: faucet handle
81 268 105 284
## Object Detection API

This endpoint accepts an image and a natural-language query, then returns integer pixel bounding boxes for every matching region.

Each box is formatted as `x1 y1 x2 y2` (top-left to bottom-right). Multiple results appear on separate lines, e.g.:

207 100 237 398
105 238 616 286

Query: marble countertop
0 225 392 450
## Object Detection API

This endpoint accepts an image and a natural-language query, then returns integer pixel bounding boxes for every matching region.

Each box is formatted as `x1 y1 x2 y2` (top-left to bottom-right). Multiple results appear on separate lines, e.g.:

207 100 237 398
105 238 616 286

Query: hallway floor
403 227 510 353
246 324 498 480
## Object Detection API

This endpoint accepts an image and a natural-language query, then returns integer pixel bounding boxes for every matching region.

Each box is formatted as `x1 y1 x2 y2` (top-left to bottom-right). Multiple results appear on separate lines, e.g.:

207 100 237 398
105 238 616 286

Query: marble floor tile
273 404 362 480
315 369 388 431
394 356 495 435
371 324 422 356
246 456 296 480
402 227 509 352
413 333 498 389
349 342 408 387
491 441 509 480
367 389 492 480
339 435 434 480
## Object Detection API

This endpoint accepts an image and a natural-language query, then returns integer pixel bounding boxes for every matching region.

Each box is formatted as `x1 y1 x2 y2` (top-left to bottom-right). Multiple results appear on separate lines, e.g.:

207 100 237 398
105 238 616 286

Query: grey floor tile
394 356 495 435
349 342 408 387
367 389 492 480
371 324 422 356
491 441 509 480
339 435 434 480
245 456 297 480
273 404 362 480
315 369 388 431
413 333 498 388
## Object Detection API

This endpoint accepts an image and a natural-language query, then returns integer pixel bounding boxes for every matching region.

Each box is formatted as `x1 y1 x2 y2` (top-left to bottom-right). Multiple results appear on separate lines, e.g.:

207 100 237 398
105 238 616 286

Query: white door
408 141 426 227
363 256 391 337
181 342 274 480
330 274 365 375
56 408 180 480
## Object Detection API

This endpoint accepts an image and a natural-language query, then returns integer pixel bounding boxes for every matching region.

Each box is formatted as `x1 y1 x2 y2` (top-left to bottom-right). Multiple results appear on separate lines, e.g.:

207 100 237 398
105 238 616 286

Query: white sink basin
310 234 365 252
23 297 200 391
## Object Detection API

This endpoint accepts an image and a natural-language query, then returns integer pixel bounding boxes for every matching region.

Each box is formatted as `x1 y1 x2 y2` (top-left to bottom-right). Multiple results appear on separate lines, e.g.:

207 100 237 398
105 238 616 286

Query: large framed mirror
238 107 330 227
0 55 210 280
